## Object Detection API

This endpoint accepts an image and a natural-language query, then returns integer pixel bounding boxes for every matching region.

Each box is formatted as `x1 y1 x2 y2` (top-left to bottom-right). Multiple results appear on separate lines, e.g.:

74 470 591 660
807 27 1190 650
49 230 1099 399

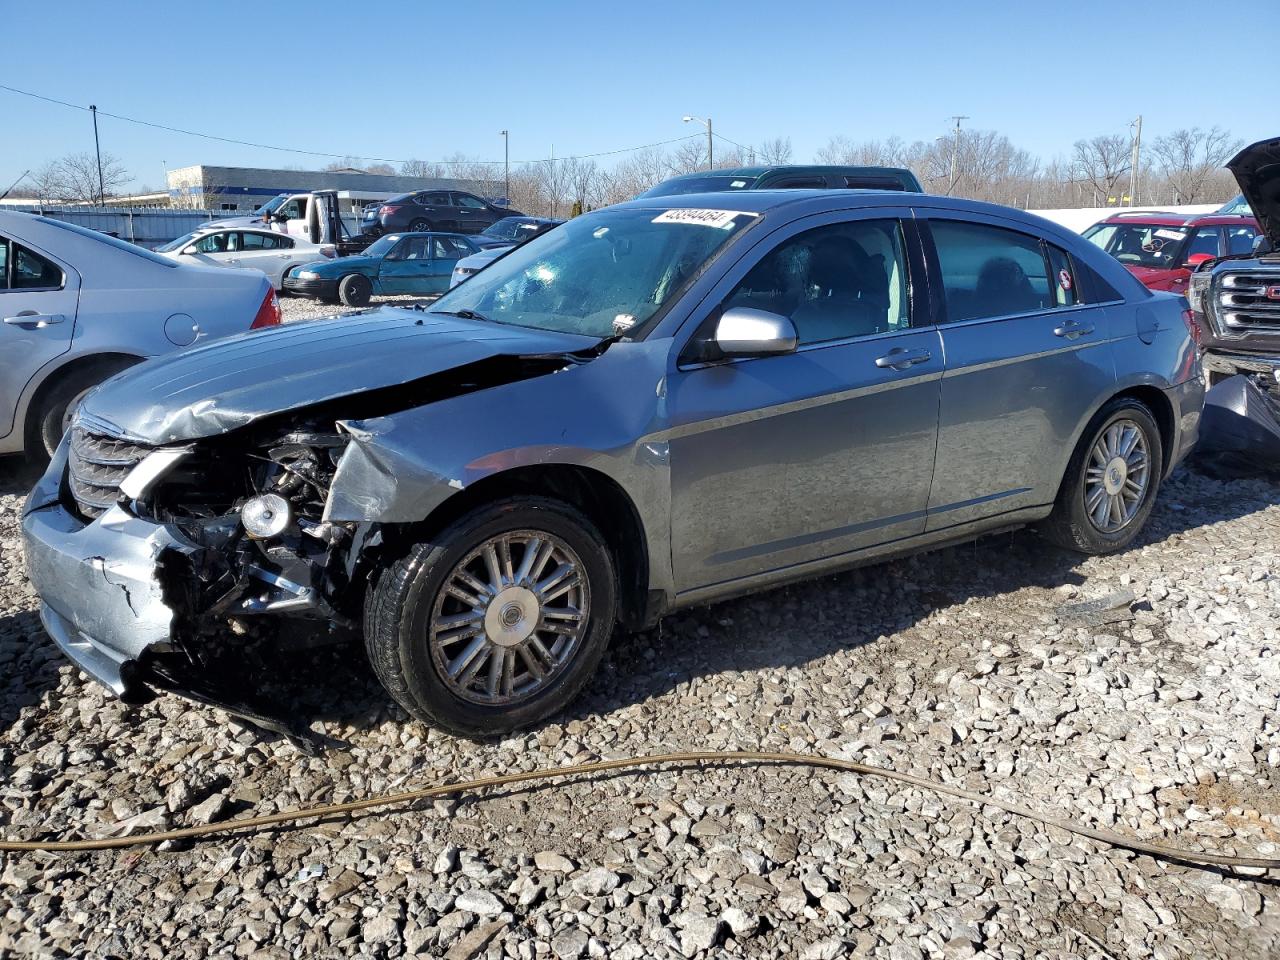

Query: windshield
638 175 759 199
156 230 201 253
1082 222 1188 269
1218 194 1252 216
429 206 757 338
257 195 287 215
482 218 526 240
362 234 403 258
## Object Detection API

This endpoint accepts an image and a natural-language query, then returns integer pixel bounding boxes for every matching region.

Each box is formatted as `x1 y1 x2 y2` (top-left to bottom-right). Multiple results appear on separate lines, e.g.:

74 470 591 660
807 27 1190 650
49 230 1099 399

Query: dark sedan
363 190 525 236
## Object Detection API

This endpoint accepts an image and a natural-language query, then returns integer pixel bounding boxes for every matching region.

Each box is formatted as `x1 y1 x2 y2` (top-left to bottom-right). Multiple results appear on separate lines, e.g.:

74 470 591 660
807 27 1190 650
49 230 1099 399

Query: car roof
613 188 1031 221
658 164 914 181
1095 211 1258 227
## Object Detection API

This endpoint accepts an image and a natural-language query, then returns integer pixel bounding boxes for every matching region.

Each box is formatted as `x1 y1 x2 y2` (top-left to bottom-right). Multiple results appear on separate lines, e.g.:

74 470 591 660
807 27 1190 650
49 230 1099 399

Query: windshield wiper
430 308 498 324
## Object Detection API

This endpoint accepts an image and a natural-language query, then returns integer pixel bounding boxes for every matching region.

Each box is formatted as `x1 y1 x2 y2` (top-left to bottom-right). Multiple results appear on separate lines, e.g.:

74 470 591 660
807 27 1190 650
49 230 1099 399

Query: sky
1 0 1274 193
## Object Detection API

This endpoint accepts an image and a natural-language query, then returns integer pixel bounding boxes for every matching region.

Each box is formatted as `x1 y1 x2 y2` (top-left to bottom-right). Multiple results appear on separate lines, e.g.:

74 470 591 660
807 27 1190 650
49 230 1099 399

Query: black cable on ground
0 751 1275 872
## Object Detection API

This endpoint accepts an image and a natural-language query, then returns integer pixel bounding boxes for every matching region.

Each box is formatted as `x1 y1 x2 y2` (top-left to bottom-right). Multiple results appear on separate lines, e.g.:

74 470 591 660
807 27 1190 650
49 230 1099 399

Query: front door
452 193 491 233
919 214 1115 530
376 236 435 294
0 234 79 438
666 214 942 592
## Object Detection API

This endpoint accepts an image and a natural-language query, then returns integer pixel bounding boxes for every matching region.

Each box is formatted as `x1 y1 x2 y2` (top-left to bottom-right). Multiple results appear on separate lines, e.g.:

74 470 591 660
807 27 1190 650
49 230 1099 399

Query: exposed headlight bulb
240 493 291 539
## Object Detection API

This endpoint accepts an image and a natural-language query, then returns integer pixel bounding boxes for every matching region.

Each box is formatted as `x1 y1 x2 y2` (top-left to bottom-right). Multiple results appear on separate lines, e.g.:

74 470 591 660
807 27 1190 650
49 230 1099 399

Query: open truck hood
79 308 595 445
1228 137 1280 246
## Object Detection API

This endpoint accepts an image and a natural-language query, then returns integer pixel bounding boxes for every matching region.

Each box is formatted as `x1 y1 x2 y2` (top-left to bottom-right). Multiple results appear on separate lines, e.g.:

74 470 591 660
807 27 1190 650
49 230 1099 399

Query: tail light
1181 307 1203 350
319 244 337 259
250 288 282 330
378 205 401 216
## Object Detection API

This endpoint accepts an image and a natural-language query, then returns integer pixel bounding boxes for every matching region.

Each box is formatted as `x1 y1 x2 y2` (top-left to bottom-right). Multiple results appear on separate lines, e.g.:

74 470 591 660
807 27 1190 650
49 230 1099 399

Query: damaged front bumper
22 446 197 700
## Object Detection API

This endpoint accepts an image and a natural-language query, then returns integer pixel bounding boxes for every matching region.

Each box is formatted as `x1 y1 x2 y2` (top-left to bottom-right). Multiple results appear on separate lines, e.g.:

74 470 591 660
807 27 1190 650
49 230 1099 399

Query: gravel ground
279 293 438 325
2 454 1279 959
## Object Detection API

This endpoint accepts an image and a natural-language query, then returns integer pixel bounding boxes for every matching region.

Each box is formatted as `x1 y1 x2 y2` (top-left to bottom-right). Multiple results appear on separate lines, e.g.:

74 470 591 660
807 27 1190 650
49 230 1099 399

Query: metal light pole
500 130 509 205
947 115 969 196
90 104 105 205
683 116 713 170
1129 115 1143 207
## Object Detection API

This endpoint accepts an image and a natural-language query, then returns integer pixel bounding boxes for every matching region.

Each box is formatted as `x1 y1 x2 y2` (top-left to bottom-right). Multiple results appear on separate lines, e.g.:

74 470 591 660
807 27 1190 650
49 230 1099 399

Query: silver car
23 191 1203 736
0 211 279 459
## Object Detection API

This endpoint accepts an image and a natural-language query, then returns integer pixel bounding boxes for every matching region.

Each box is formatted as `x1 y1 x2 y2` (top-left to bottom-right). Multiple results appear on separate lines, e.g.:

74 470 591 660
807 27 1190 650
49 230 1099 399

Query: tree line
12 125 1245 215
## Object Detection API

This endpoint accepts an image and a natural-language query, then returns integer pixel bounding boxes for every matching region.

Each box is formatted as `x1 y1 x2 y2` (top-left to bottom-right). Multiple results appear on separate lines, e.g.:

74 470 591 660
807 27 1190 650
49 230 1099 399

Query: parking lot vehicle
638 164 923 199
1081 210 1262 293
23 191 1201 735
156 227 336 289
0 211 279 459
283 231 480 305
363 190 524 236
1188 137 1280 386
450 218 564 288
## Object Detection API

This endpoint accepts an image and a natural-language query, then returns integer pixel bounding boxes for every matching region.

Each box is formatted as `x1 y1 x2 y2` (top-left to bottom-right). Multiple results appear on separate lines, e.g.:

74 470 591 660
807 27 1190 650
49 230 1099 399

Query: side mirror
714 307 798 358
1254 234 1275 255
272 213 289 223
1185 253 1215 268
181 246 198 255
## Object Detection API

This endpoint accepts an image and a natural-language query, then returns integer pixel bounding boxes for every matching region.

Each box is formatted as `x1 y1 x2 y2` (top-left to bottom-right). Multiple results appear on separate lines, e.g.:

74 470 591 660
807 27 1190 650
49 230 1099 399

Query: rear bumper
283 277 339 299
22 447 195 699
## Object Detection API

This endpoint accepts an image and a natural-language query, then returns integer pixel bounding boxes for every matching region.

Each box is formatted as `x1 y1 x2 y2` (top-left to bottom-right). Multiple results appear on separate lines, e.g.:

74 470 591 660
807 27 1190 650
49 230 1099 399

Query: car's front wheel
338 273 372 307
365 497 617 736
1042 397 1164 554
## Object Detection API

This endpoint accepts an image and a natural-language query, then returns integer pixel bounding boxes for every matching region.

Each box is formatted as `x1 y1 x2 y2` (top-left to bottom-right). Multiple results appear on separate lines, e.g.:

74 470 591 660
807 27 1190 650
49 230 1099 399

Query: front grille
67 427 151 519
1214 271 1280 337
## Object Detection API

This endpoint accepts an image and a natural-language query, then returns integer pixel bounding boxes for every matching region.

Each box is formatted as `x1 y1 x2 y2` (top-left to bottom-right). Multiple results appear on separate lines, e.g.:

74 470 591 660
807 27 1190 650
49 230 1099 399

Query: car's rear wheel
32 362 136 460
338 273 372 307
1042 397 1163 554
409 218 432 232
365 497 617 736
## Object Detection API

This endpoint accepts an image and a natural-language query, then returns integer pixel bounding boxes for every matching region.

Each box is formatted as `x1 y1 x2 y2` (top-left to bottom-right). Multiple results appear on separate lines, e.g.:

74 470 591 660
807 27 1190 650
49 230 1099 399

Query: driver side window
724 219 910 346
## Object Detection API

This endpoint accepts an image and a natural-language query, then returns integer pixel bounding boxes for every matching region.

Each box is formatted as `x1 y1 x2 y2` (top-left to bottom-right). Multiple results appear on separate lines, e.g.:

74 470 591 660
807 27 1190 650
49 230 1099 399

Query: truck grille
1214 271 1280 336
67 427 151 519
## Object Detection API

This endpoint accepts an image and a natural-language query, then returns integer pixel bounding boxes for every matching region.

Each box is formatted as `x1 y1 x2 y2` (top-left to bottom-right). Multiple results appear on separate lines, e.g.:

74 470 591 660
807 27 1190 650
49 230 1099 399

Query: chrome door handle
1052 320 1095 339
875 347 932 370
4 313 64 328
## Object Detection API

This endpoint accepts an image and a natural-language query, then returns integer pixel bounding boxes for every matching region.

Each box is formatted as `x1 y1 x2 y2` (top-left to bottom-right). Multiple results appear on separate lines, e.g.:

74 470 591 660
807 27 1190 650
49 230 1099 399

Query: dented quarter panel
325 338 676 597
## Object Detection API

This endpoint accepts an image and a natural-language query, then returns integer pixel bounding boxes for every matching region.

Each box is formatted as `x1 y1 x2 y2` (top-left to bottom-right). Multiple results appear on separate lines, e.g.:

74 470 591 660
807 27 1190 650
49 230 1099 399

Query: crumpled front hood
80 309 595 445
1229 137 1280 246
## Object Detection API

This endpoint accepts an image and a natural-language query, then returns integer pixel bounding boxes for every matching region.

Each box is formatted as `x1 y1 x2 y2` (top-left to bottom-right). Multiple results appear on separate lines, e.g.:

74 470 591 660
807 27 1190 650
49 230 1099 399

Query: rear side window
930 220 1054 322
1045 244 1079 307
1183 226 1220 261
240 232 287 250
453 193 488 209
5 241 65 290
1227 225 1258 255
769 176 826 189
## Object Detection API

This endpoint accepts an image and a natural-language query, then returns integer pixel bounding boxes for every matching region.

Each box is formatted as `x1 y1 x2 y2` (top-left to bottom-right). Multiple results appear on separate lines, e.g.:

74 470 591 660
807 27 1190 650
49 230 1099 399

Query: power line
0 82 703 167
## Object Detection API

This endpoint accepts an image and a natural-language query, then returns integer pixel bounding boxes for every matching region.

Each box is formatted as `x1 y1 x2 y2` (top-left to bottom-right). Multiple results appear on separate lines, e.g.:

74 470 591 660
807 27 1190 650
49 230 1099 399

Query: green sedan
283 232 480 306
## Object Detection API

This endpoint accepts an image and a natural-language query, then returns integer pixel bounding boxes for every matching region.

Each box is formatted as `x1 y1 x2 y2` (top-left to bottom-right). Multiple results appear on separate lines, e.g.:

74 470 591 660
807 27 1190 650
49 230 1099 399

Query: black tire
365 497 617 736
1042 398 1164 554
408 218 432 232
32 362 135 460
338 273 372 307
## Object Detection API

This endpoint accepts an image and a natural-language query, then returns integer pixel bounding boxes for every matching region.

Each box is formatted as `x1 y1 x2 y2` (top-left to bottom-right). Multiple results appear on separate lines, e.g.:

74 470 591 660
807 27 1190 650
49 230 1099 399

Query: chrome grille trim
1213 271 1280 337
67 427 152 519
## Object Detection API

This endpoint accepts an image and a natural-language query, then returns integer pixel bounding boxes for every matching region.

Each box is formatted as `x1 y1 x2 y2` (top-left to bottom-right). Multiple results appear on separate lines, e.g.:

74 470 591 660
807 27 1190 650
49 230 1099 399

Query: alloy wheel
428 530 590 705
1083 419 1150 533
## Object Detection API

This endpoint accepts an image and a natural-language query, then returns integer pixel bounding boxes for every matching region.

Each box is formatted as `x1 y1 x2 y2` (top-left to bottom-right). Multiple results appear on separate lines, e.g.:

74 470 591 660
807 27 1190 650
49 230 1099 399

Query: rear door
229 232 297 288
918 213 1116 530
0 233 79 438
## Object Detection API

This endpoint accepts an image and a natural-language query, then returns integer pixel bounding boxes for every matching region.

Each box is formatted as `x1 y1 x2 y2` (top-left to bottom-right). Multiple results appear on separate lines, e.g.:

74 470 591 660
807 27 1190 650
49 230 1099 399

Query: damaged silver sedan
23 191 1203 735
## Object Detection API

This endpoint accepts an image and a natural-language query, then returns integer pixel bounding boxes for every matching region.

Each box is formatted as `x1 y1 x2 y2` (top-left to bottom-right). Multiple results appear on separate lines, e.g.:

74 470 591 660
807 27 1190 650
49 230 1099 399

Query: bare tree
31 152 131 203
363 163 397 176
562 157 600 213
1151 127 1242 203
756 136 793 165
1072 135 1131 205
400 159 445 178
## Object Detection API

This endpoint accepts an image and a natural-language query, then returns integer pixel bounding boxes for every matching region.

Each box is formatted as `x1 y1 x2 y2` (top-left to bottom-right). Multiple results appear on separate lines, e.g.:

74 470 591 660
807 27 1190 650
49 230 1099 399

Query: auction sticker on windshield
652 209 753 228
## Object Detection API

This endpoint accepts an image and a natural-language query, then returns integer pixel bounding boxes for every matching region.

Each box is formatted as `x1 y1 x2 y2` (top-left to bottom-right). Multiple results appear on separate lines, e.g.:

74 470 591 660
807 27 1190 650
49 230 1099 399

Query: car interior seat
975 257 1040 316
790 236 884 342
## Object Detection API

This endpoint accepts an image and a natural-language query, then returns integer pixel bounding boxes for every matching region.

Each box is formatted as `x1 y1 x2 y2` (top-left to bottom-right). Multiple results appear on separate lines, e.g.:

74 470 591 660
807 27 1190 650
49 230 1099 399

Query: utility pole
500 130 509 206
1129 115 1143 207
90 104 105 205
549 144 555 219
682 116 713 170
947 115 969 196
